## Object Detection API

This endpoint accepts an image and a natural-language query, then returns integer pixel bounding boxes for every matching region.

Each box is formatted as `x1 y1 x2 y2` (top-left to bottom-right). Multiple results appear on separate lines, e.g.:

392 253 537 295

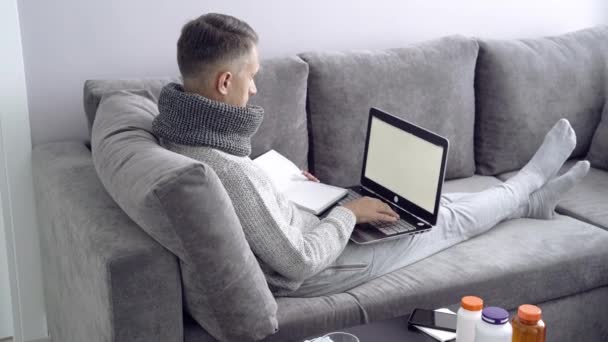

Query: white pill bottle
474 307 512 342
456 296 483 342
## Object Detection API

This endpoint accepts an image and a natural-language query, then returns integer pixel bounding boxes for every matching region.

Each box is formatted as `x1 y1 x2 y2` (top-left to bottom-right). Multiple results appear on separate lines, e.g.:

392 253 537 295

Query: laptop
336 107 449 244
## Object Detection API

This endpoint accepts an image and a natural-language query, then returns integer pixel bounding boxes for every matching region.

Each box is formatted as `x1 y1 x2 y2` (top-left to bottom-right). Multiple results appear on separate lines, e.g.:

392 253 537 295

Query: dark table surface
340 316 447 342
306 305 459 342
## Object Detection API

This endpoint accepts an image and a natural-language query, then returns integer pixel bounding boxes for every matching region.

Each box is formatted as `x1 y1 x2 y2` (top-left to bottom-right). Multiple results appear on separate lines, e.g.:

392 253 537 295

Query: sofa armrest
32 142 183 342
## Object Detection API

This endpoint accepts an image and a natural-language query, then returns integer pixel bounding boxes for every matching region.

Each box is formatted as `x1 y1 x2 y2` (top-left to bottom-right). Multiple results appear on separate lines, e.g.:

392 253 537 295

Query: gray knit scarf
152 83 264 157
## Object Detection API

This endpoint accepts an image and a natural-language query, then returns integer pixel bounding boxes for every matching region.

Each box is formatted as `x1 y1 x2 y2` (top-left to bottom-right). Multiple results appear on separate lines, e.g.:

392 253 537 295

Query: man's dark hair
177 13 258 79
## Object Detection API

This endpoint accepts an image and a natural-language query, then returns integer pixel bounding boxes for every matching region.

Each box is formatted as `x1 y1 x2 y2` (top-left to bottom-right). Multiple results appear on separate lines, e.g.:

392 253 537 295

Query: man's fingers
374 213 399 222
302 170 320 182
378 202 400 218
379 209 400 219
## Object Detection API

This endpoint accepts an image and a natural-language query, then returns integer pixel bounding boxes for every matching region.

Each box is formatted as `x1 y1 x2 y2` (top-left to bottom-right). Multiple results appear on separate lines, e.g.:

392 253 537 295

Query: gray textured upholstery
530 286 608 341
265 295 363 342
91 90 278 341
499 160 608 230
345 214 608 322
475 26 608 175
83 56 310 168
84 77 181 132
184 294 365 342
32 142 183 342
157 162 279 341
588 102 608 171
300 36 479 186
248 57 310 168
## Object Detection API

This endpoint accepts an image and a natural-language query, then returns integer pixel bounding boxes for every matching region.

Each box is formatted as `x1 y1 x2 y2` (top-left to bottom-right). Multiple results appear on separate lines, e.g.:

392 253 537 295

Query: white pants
287 182 524 297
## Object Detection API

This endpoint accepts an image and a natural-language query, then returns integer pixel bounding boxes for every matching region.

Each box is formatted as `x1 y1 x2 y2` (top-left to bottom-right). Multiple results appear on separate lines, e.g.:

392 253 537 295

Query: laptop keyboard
338 190 418 236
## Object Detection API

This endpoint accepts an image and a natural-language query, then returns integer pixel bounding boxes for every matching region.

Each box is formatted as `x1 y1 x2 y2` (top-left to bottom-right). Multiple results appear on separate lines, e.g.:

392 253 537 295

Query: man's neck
183 79 222 102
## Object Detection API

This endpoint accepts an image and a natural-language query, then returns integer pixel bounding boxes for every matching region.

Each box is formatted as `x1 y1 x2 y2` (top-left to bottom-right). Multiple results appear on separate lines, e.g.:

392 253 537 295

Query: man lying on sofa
152 13 590 297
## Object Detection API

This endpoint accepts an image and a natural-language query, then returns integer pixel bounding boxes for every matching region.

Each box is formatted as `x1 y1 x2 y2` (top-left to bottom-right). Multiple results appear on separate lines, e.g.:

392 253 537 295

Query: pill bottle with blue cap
473 306 512 342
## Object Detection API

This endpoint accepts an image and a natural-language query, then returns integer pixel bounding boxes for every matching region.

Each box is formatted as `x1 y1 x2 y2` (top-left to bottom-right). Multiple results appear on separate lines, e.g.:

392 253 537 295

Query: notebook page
254 150 347 215
253 150 307 192
283 180 348 215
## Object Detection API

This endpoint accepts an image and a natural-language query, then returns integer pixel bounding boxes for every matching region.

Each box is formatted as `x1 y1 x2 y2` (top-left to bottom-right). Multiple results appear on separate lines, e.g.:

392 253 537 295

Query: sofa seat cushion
345 215 608 321
300 35 479 187
84 56 310 168
499 160 608 230
475 26 608 175
587 101 608 171
184 294 365 342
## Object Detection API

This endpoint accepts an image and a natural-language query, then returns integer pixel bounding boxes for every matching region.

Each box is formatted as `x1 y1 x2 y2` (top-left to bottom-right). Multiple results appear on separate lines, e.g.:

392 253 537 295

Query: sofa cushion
91 90 278 341
475 26 608 175
84 56 310 168
184 294 365 342
499 160 608 230
524 286 608 342
84 77 180 132
300 36 479 187
345 214 608 321
32 142 183 342
587 102 608 171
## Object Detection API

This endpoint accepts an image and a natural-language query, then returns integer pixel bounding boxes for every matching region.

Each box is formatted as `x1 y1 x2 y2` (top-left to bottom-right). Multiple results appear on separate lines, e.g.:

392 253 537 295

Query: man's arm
217 167 354 282
238 184 357 282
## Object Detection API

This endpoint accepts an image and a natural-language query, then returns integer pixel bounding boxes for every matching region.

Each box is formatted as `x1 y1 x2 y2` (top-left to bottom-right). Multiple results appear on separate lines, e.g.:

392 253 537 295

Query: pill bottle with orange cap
511 304 546 342
456 296 484 342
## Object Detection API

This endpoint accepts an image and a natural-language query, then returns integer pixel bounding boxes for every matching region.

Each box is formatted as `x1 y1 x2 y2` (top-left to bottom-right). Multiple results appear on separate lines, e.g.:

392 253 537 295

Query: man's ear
216 71 232 95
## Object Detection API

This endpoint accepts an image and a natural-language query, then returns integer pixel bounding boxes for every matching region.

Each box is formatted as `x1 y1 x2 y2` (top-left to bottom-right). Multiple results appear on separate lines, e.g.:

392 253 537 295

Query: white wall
0 203 13 340
18 0 607 146
601 1 608 23
1 0 47 341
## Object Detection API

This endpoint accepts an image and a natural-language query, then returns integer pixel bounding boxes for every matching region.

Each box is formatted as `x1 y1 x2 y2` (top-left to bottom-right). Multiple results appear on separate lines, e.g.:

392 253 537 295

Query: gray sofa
32 27 608 342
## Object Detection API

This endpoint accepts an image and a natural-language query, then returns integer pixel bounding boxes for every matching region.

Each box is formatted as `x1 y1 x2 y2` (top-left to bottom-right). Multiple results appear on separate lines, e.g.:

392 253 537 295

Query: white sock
510 160 590 220
506 119 577 201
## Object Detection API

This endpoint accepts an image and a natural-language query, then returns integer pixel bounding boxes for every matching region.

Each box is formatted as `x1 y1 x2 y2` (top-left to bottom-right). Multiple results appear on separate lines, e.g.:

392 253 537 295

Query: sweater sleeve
295 206 323 230
235 179 357 282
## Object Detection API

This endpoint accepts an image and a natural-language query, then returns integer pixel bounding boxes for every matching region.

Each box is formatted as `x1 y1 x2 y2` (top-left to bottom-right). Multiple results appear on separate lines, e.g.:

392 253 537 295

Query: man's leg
290 178 544 298
370 182 535 276
371 119 577 276
507 160 590 220
283 241 376 297
287 120 576 297
438 160 590 221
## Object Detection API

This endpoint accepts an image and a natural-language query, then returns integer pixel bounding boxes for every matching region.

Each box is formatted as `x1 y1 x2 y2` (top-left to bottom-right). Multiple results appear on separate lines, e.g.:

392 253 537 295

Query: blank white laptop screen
364 116 444 213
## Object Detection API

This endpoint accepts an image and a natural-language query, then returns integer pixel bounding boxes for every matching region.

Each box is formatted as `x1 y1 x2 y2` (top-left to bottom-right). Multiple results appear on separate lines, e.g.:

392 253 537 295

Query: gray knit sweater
153 84 356 294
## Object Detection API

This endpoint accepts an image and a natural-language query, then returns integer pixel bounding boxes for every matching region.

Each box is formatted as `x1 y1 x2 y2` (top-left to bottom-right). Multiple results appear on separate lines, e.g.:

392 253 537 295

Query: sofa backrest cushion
300 36 479 187
84 77 181 132
91 90 278 341
84 56 310 168
587 101 608 171
475 26 608 175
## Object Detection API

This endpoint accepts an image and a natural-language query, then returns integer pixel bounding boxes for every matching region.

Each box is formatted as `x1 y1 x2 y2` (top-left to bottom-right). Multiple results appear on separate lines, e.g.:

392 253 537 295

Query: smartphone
407 308 457 332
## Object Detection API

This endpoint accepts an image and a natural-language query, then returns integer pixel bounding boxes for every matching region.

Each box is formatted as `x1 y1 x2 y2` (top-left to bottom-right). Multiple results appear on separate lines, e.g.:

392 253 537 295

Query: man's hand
342 197 400 224
302 170 320 182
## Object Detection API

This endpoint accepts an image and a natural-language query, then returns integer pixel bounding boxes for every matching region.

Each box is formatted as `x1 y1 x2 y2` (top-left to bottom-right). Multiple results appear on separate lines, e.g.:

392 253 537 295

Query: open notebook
253 150 348 215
